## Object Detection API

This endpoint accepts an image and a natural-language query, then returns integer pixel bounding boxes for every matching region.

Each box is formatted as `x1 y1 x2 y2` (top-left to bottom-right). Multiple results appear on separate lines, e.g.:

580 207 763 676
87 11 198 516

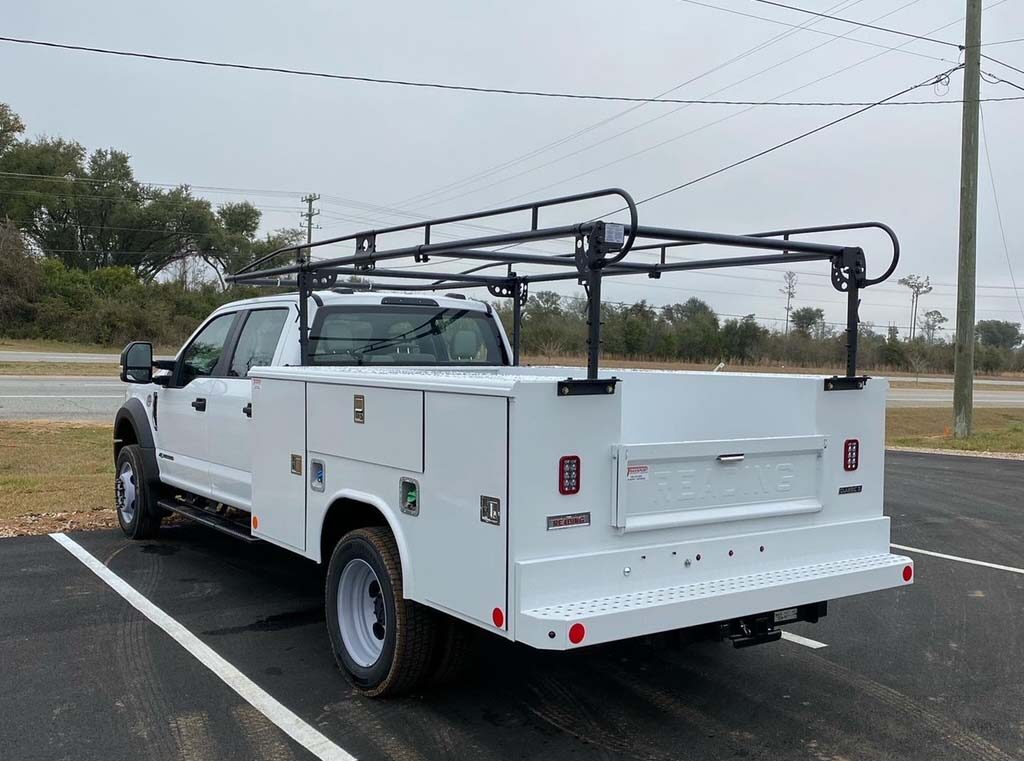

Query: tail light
559 455 580 495
843 439 859 471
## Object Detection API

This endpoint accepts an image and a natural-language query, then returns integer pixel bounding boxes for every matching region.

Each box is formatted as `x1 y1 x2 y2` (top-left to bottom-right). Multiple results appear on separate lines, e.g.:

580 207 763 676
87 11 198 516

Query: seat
451 329 480 361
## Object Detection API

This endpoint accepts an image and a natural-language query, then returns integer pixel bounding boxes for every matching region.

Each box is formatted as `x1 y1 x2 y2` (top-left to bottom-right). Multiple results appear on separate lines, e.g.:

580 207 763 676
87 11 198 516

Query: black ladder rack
227 187 899 382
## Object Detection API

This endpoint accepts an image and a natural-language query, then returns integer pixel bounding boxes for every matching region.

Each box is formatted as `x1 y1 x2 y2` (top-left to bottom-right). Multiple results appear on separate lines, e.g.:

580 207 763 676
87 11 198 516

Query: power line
676 0 955 61
484 5 981 209
0 169 303 198
630 65 963 208
399 0 880 207
749 0 961 48
981 68 1024 93
984 36 1024 47
0 34 964 107
979 104 1024 323
0 186 300 212
981 52 1024 77
411 0 946 211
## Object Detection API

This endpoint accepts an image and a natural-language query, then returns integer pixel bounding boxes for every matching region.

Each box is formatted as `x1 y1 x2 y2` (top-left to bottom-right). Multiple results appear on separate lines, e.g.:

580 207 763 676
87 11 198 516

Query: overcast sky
3 0 1023 336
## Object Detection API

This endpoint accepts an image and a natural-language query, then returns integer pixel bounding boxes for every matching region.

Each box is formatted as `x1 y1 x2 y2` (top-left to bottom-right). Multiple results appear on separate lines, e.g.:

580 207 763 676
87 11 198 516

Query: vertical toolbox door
250 377 307 552
416 392 508 629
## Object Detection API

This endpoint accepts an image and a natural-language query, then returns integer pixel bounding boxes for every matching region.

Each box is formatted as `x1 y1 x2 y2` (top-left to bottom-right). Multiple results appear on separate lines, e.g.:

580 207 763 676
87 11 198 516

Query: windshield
308 304 508 366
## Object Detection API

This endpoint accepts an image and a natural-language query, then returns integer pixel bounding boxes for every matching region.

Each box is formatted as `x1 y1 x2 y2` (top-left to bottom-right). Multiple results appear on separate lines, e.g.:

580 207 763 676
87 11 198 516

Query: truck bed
249 364 912 648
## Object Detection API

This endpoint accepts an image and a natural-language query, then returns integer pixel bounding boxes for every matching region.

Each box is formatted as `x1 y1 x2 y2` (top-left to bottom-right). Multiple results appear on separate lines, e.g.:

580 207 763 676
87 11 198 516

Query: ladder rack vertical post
298 268 310 366
512 279 523 366
845 277 859 377
586 267 603 380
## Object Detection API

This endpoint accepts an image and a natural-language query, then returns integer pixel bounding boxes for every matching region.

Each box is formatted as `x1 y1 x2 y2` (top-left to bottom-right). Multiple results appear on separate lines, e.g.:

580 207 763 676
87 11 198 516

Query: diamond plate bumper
517 552 913 649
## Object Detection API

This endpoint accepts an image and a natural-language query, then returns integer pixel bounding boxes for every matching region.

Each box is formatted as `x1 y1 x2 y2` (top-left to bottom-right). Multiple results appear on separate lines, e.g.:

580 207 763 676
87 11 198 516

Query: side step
157 499 259 543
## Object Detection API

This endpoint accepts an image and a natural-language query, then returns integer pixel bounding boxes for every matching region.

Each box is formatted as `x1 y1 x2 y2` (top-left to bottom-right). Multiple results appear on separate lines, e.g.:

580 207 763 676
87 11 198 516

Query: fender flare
113 397 160 484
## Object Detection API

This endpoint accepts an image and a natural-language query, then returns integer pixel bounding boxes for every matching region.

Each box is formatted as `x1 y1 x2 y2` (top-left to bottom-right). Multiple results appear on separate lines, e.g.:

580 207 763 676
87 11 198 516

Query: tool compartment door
250 377 307 551
613 435 825 533
411 391 509 629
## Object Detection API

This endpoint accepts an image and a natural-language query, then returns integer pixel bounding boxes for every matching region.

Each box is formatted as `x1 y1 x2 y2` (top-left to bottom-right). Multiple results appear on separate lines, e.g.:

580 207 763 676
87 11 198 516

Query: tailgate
612 435 825 532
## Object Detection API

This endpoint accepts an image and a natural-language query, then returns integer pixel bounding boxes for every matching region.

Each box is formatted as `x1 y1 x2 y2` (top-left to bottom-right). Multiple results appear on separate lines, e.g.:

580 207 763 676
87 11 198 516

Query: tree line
495 292 1024 375
2 102 1023 373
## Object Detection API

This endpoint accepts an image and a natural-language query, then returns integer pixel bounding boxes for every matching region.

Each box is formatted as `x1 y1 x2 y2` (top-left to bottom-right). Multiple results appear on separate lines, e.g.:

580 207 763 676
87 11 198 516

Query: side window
229 309 288 377
180 313 236 384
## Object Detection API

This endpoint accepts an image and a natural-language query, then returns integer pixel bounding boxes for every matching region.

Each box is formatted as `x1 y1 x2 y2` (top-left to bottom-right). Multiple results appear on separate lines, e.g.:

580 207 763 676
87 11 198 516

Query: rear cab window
229 308 288 377
308 304 507 366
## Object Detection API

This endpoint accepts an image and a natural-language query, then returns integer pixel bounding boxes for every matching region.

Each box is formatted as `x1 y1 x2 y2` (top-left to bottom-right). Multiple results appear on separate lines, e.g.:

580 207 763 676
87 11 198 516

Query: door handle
191 397 207 412
716 453 744 463
242 402 252 418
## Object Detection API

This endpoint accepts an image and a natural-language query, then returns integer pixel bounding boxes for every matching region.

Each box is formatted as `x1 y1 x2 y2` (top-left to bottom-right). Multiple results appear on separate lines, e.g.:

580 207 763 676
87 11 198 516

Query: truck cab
116 290 510 513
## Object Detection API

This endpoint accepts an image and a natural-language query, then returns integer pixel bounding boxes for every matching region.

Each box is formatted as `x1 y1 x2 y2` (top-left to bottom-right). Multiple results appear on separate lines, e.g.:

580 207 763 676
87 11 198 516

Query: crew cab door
156 312 239 497
206 307 289 510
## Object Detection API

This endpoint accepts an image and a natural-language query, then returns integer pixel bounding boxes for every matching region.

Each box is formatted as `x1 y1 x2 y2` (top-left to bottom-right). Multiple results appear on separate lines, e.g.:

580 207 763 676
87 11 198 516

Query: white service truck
113 188 913 696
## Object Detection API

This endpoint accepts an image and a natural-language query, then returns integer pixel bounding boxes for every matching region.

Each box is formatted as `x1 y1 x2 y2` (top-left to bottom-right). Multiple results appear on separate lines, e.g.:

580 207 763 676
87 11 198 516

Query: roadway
2 374 1024 421
0 451 1021 760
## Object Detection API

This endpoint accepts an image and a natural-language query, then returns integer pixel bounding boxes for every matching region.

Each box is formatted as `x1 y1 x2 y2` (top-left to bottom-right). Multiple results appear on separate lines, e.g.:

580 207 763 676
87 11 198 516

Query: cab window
179 313 236 384
308 305 507 366
229 308 288 377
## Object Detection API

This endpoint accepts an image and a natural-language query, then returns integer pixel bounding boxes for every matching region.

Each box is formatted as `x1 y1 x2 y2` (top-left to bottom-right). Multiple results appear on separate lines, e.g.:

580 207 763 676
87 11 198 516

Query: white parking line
891 543 1024 576
49 533 357 761
781 631 828 649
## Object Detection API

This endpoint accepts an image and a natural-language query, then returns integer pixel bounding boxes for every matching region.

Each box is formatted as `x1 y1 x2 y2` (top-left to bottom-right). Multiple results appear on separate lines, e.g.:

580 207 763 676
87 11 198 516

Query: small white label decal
252 378 261 389
626 464 650 482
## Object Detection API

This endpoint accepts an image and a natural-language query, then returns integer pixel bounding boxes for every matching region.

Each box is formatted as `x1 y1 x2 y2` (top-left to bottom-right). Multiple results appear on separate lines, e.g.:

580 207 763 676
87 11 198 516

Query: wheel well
320 498 390 563
113 418 138 461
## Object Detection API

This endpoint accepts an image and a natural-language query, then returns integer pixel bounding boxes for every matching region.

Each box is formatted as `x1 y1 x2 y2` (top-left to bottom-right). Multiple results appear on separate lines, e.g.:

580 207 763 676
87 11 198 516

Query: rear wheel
325 527 438 697
115 445 162 539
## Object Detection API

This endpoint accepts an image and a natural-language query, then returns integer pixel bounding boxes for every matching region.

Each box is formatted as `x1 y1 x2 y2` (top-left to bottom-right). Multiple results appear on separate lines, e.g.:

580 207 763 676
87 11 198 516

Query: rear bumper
516 552 913 649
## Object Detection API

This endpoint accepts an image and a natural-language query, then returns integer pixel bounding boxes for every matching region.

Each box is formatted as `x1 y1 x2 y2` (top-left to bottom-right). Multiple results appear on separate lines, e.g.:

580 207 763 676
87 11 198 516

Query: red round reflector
902 565 913 582
568 622 586 644
492 607 505 628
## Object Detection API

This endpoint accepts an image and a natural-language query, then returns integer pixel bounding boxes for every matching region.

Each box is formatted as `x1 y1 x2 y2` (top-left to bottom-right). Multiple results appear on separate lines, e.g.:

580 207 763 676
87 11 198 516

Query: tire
325 527 437 697
430 614 477 686
115 444 162 539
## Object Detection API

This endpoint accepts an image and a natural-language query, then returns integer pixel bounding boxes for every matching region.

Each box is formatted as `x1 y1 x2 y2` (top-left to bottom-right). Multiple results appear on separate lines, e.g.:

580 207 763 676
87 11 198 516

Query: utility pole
953 0 982 438
898 274 932 340
780 271 797 335
300 193 320 261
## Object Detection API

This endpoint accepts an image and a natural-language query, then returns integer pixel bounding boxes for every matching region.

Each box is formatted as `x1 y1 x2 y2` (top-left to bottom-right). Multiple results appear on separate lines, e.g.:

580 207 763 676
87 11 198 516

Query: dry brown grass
0 338 177 355
888 380 1024 391
0 362 120 377
886 407 1024 452
0 421 115 536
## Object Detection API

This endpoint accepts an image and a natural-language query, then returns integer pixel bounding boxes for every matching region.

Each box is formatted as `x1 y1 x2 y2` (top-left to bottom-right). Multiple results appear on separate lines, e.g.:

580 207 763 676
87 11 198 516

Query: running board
157 499 259 543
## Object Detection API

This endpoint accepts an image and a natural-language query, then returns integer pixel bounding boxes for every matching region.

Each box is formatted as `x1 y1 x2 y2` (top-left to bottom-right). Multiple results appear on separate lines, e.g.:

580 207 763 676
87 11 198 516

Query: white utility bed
249 364 912 649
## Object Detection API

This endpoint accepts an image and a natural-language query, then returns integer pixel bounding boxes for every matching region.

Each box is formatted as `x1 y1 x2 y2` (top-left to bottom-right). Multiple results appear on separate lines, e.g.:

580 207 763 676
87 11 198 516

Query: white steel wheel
338 558 387 667
116 460 138 524
325 527 439 696
114 444 161 540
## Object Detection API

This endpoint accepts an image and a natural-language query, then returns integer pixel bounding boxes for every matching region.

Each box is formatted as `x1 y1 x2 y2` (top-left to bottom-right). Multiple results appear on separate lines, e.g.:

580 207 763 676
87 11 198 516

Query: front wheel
115 445 162 539
325 527 437 697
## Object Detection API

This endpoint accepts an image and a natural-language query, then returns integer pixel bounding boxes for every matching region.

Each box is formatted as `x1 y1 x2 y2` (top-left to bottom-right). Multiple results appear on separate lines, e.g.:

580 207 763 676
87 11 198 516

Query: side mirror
120 341 153 384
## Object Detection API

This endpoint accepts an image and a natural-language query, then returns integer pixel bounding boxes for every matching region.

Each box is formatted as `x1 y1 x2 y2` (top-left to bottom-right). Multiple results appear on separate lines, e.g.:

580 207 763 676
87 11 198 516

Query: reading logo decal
546 512 591 530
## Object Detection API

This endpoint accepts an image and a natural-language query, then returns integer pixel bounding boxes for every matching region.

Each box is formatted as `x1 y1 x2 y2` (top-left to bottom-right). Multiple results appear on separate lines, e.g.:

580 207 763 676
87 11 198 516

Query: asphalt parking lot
1 451 1022 761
